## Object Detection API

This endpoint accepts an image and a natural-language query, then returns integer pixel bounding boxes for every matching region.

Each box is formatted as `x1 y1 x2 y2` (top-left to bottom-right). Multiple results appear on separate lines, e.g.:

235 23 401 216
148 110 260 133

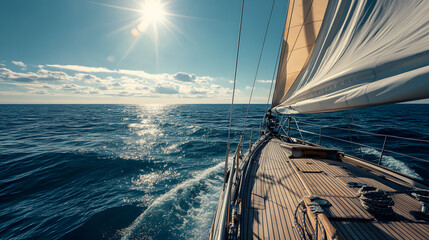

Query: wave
121 162 224 240
359 147 421 179
1 104 427 239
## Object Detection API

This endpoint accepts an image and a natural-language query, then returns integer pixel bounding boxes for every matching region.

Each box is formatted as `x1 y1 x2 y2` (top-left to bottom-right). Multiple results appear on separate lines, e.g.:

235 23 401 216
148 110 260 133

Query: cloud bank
0 62 232 103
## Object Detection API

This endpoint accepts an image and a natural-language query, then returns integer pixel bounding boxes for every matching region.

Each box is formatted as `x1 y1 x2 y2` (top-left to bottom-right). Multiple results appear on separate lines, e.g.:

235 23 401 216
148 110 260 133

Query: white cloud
45 64 216 85
47 64 113 73
12 61 26 68
0 64 233 102
257 80 273 83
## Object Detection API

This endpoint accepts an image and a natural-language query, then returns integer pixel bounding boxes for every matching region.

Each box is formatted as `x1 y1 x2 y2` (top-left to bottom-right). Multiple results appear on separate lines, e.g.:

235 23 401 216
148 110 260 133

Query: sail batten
272 0 429 114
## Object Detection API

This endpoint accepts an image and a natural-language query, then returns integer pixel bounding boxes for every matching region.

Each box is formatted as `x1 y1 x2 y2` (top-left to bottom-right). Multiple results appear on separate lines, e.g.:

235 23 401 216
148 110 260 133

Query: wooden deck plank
267 141 291 240
264 149 287 240
272 141 308 239
240 138 429 240
290 158 323 173
267 140 299 239
298 171 357 197
260 148 275 239
266 143 295 239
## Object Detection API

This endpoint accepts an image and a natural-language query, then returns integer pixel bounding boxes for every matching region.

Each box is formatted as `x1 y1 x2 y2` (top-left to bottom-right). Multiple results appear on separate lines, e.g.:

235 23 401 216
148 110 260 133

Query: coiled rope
294 199 328 240
359 186 395 215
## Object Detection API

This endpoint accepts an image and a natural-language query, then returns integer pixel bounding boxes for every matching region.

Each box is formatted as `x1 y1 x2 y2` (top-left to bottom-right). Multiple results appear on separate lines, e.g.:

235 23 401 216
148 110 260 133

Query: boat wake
359 147 421 179
121 162 224 240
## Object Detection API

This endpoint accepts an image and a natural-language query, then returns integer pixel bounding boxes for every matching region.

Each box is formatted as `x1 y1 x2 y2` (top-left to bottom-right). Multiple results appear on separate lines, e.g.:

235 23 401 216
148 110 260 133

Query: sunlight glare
98 0 191 67
141 0 167 25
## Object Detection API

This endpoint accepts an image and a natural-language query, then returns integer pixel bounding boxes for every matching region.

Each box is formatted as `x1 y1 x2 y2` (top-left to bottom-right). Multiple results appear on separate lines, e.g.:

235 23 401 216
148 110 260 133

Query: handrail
288 127 429 164
210 133 271 240
296 121 429 144
212 133 245 240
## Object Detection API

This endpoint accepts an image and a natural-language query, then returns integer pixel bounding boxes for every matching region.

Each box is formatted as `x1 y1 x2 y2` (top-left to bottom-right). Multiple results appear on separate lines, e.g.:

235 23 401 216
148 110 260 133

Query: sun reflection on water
123 104 180 156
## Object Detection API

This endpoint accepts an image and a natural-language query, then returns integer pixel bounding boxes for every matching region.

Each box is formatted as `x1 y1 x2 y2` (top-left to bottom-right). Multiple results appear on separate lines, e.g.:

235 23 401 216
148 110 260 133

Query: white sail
272 0 329 107
272 0 429 114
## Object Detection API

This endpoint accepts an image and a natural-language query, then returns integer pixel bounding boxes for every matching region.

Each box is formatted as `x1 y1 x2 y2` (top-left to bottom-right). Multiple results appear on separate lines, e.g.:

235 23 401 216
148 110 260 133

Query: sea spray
121 162 224 240
359 147 421 179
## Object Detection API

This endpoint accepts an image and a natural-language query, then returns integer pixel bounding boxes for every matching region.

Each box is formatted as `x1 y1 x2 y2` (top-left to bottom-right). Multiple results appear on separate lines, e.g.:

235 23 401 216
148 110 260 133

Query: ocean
1 104 428 239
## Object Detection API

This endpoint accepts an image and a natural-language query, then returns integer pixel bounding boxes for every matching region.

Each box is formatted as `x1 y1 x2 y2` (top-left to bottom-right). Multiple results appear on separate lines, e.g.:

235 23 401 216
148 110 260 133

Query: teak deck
239 138 429 240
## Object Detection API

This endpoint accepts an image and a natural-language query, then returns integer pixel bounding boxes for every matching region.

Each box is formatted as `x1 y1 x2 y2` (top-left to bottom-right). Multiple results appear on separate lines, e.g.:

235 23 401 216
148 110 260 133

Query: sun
95 0 189 66
141 0 167 24
137 0 168 33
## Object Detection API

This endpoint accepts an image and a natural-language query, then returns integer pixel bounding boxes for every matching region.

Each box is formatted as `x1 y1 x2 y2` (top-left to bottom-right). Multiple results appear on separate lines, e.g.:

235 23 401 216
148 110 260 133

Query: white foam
130 169 180 191
359 147 421 179
121 161 224 240
162 144 180 154
175 177 222 240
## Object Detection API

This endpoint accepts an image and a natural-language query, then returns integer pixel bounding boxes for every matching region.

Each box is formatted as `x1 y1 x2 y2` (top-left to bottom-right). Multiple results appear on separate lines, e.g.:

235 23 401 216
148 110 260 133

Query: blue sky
0 0 289 104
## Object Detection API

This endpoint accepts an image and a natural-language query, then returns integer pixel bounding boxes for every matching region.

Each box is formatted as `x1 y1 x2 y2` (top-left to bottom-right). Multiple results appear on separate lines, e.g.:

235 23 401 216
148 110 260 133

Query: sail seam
288 19 323 29
286 0 315 64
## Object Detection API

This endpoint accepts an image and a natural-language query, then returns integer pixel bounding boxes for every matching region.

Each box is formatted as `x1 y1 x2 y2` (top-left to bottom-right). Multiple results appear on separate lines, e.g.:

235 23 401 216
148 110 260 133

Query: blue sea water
0 104 428 239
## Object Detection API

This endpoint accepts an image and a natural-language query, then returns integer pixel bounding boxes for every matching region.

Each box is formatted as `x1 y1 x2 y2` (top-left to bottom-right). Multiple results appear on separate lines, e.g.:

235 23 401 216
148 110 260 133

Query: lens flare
95 0 193 67
131 28 139 37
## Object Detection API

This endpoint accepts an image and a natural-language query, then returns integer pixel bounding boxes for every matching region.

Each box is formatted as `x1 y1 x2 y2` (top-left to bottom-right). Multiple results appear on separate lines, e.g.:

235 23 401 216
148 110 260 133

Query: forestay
272 0 429 114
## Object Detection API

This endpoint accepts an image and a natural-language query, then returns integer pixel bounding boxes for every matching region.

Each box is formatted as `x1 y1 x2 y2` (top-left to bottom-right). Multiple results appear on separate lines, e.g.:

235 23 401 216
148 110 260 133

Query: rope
359 186 395 215
294 200 306 240
294 198 331 240
225 0 245 184
242 0 276 141
319 219 326 240
313 214 319 240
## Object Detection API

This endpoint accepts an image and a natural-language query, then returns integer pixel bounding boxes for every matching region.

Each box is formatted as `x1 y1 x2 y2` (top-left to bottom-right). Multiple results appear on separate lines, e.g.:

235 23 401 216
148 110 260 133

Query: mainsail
272 0 429 114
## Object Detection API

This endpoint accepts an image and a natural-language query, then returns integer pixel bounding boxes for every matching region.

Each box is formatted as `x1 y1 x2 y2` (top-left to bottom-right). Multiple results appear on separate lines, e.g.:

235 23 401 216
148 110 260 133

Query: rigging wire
260 1 290 134
261 32 284 132
224 0 245 185
296 121 429 143
241 0 276 141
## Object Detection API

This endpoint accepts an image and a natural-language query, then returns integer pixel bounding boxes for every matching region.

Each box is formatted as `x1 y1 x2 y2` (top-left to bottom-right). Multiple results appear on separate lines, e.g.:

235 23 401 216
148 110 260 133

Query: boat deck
239 138 429 239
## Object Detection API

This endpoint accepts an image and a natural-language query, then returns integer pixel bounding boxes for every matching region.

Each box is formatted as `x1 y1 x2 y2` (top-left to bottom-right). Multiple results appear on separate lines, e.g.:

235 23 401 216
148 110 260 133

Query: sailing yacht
210 0 429 239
